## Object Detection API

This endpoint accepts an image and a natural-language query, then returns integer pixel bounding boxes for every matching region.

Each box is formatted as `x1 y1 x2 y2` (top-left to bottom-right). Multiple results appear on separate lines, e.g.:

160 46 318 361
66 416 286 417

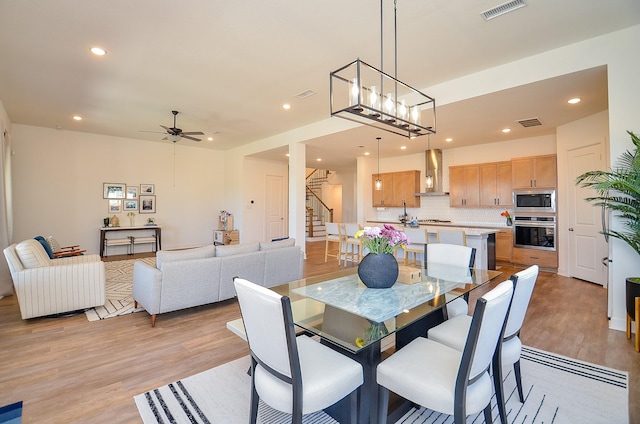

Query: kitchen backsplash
374 196 512 228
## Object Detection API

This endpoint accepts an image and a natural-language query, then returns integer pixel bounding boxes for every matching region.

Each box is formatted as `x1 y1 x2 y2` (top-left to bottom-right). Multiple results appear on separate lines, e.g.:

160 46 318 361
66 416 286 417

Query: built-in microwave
513 189 556 214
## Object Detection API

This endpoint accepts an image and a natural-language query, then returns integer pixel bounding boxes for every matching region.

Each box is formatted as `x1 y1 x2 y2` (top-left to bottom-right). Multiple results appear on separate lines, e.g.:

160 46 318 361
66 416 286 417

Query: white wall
0 99 12 295
11 124 226 254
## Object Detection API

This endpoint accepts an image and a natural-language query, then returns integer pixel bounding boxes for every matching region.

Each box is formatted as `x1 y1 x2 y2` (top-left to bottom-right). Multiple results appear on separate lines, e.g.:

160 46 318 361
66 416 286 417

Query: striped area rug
85 257 155 321
134 346 628 424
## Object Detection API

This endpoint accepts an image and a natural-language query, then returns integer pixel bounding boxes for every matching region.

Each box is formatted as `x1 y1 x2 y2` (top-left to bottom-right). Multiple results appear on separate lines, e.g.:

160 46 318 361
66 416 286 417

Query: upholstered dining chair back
437 229 467 246
233 277 363 423
504 265 539 339
427 243 476 268
234 277 295 380
464 279 514 381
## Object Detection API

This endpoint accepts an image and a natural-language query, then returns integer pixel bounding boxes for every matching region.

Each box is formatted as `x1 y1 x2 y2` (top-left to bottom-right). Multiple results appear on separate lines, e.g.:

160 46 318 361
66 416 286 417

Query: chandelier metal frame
329 0 436 138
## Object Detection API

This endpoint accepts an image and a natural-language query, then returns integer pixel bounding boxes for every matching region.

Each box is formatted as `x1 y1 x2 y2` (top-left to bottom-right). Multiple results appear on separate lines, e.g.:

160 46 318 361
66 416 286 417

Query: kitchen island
366 221 499 270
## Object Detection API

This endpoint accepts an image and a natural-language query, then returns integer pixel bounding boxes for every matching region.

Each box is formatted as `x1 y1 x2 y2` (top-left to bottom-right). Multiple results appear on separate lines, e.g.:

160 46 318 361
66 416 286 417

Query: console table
99 226 161 257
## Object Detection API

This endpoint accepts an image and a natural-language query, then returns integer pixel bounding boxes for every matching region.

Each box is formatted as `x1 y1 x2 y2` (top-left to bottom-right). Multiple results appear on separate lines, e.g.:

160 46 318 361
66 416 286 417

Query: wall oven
513 216 556 251
513 189 556 214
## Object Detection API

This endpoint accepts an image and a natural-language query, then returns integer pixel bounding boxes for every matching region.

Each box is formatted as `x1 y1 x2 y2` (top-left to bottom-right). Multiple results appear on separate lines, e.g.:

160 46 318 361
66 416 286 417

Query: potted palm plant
576 130 640 350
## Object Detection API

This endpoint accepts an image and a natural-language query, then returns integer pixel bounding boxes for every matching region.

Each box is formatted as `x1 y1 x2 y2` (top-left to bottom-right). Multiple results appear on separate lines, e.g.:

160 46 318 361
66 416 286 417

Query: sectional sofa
132 238 304 326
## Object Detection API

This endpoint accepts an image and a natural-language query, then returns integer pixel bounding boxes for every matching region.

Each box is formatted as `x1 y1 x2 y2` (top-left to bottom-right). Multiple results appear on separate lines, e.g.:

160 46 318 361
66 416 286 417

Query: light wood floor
0 243 637 423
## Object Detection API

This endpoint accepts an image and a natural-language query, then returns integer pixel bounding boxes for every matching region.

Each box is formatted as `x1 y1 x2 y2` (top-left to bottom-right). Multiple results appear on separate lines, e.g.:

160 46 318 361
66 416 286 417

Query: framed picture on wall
140 184 155 195
126 186 139 199
139 195 156 213
108 199 122 213
123 199 138 211
103 183 126 199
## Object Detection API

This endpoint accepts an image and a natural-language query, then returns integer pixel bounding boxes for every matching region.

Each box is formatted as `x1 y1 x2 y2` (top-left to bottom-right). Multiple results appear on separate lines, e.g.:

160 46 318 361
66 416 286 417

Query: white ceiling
0 1 638 170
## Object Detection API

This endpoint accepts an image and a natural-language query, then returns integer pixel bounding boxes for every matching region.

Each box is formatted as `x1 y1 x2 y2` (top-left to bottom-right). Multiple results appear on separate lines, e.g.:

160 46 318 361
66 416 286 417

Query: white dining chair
233 277 364 424
324 222 342 263
427 265 539 424
376 279 514 424
401 227 428 265
427 243 476 318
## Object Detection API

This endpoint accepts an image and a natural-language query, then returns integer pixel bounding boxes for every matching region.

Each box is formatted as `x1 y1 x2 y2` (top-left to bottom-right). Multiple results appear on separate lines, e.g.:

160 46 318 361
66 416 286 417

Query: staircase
306 169 332 241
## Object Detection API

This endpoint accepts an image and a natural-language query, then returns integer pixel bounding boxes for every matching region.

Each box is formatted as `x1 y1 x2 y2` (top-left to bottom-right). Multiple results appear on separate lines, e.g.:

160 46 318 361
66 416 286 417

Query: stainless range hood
415 149 449 196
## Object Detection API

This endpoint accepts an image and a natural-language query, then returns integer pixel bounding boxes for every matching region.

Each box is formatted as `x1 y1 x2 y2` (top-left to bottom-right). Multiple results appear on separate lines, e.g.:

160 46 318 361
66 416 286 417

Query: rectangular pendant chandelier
330 58 436 138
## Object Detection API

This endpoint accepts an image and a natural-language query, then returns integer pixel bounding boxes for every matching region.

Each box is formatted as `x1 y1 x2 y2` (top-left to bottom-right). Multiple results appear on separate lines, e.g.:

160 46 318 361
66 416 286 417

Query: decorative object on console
103 217 110 227
127 211 136 227
329 0 435 138
146 217 155 226
355 224 408 288
501 210 513 226
110 215 120 227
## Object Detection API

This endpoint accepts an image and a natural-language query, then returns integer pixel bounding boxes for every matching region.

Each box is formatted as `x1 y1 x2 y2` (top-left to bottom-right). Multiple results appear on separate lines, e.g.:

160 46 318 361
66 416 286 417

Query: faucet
401 200 408 227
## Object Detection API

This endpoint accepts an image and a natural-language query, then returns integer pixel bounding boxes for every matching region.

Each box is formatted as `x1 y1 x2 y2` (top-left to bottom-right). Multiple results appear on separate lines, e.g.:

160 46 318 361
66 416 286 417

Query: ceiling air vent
517 117 542 128
481 0 526 21
296 89 316 99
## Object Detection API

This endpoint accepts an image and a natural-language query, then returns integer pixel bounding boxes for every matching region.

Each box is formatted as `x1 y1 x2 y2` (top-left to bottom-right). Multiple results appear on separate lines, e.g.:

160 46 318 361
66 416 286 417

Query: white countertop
366 220 502 235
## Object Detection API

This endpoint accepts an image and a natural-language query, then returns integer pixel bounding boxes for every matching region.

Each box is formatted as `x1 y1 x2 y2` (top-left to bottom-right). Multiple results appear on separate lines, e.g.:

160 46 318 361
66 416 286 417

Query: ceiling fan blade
181 135 202 142
140 130 165 134
181 131 205 135
160 125 170 131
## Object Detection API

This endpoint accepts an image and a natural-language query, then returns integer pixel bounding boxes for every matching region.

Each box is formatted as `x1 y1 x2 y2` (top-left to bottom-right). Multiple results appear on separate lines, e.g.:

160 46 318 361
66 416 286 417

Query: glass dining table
270 263 503 424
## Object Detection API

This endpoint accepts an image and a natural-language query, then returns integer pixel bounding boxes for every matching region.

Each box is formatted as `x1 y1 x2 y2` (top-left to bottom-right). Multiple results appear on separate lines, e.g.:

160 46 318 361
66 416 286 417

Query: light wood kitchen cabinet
479 161 512 207
372 171 420 207
393 170 421 208
449 165 480 207
495 229 513 262
512 247 558 268
511 155 557 189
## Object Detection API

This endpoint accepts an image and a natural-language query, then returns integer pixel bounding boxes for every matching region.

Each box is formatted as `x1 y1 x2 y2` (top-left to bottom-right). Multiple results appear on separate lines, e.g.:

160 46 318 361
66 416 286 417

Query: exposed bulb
426 175 434 189
375 178 383 191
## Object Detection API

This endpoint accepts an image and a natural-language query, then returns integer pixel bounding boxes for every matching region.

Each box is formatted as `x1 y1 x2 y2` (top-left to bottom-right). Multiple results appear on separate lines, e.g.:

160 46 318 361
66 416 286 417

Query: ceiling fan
158 110 204 142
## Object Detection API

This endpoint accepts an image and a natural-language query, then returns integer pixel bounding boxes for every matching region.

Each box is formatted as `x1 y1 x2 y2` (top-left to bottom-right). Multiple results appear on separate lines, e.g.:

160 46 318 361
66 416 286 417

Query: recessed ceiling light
568 97 581 104
286 153 290 157
400 145 407 150
72 115 82 121
445 137 453 142
90 47 106 56
207 137 214 141
502 128 511 133
364 152 370 156
282 104 291 110
316 158 322 162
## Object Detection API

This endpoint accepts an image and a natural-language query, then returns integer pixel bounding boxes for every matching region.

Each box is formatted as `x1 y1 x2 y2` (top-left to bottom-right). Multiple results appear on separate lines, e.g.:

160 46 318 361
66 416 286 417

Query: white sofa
3 239 106 319
132 238 304 327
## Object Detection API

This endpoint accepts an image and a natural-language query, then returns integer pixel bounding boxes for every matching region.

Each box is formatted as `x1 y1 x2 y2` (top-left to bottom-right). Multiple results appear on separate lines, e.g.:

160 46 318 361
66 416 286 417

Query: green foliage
576 131 640 256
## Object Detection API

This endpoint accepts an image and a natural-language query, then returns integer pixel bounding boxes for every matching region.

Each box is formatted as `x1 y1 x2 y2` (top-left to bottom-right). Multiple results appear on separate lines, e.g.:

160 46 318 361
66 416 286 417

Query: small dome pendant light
375 137 383 191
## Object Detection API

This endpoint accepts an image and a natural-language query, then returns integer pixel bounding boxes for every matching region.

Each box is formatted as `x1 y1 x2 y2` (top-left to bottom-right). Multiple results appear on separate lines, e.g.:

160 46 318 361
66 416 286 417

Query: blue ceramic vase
357 253 399 289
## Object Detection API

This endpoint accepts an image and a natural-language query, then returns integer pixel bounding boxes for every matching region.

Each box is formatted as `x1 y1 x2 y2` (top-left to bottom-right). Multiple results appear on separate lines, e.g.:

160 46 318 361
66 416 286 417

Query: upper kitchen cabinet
393 170 421 208
372 173 394 207
372 171 420 207
479 161 512 207
449 165 480 207
511 155 557 189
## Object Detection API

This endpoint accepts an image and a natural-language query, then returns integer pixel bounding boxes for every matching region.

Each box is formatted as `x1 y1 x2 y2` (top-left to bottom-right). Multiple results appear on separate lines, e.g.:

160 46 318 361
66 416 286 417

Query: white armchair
3 239 105 319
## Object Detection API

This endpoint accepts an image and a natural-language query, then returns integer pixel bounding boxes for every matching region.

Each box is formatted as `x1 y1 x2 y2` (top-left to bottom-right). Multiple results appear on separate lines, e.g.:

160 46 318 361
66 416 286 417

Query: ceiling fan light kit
330 0 436 139
160 110 205 143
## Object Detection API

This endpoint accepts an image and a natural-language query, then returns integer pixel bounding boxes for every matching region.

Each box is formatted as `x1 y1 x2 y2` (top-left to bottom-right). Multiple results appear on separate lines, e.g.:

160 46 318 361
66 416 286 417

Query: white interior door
265 175 286 241
567 144 608 285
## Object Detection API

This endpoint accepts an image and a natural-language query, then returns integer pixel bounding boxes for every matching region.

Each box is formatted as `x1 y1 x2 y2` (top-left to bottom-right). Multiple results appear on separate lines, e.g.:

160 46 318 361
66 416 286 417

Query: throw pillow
15 239 51 269
259 238 295 251
46 236 62 253
34 236 55 259
215 242 260 257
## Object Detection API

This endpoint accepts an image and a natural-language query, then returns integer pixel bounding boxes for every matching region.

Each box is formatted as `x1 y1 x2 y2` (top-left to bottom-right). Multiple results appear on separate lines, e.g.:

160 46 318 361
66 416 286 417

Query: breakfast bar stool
626 278 640 352
324 222 342 263
436 228 467 246
343 223 363 266
402 227 429 265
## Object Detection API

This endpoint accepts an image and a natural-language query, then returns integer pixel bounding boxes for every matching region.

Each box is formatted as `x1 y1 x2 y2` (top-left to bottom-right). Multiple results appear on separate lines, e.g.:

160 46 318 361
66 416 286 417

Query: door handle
601 257 611 267
568 228 574 231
